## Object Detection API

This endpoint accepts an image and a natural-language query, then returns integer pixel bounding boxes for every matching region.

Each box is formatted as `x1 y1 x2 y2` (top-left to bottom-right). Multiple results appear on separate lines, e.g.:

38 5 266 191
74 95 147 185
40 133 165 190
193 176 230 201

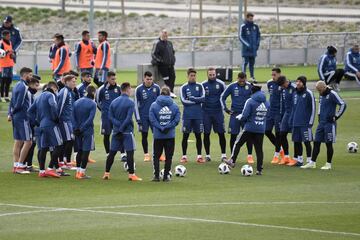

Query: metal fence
16 31 360 70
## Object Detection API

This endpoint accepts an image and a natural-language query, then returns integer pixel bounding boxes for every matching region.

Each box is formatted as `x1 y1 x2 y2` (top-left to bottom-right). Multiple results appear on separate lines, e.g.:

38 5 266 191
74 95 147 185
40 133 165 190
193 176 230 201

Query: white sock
77 167 81 172
197 155 202 159
56 168 62 172
206 155 211 158
221 154 227 158
47 167 52 171
40 170 45 173
285 155 289 158
121 153 127 157
298 156 303 163
307 157 312 163
274 152 279 157
182 155 187 158
248 154 252 157
80 168 86 173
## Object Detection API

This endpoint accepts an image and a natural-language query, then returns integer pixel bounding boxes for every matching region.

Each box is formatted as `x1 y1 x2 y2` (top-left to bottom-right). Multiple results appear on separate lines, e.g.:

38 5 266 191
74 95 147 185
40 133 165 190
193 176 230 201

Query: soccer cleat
271 156 280 164
221 156 227 162
256 170 262 175
121 154 127 162
15 168 30 174
128 174 142 181
144 153 151 162
278 156 290 165
224 158 235 168
0 97 6 103
45 169 60 178
180 156 188 163
88 157 96 164
196 156 205 164
57 170 70 177
286 158 299 166
205 156 211 162
26 166 39 172
300 162 316 169
77 172 91 179
247 155 254 164
38 172 47 178
159 154 166 161
163 178 171 182
102 172 110 180
71 160 77 167
59 162 66 169
152 176 160 182
170 92 177 98
279 149 285 159
5 97 10 102
320 162 332 170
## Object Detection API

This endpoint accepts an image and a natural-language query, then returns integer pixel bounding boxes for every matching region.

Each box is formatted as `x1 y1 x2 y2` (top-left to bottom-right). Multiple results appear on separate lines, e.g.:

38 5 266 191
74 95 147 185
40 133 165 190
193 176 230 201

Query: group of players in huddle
7 63 347 181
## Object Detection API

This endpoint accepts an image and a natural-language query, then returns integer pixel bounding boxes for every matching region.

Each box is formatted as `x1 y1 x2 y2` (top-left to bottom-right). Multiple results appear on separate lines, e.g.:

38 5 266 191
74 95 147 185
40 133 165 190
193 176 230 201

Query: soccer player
225 84 269 175
151 29 176 97
344 44 360 85
0 16 22 61
8 67 33 174
318 45 344 91
149 86 180 182
77 71 92 98
103 82 142 181
74 30 97 75
52 34 71 81
202 67 227 162
301 81 346 170
94 31 111 87
277 76 298 166
96 71 124 159
180 68 205 163
266 68 284 164
57 75 76 169
289 76 316 166
0 30 15 102
134 71 161 162
239 12 260 83
221 72 254 164
73 85 97 179
27 81 65 178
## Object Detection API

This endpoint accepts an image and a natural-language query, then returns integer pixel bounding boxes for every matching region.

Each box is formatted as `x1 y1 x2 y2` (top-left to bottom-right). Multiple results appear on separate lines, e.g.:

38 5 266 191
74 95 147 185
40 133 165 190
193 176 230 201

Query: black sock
195 133 202 155
218 133 226 154
280 132 289 155
182 133 189 156
26 142 36 166
105 151 116 172
64 140 73 163
312 142 321 162
326 143 334 163
38 148 47 171
76 150 82 168
80 151 90 169
246 139 253 155
304 141 312 159
126 150 135 174
230 134 237 152
141 132 149 154
265 130 277 147
275 131 281 152
49 146 62 169
103 134 110 154
204 133 210 155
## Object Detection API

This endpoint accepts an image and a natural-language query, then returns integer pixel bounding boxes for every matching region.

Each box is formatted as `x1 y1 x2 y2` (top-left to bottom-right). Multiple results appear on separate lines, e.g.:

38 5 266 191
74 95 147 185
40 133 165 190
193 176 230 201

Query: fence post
114 40 119 71
267 37 272 67
228 38 234 68
191 38 197 68
304 35 310 66
33 41 38 71
342 33 348 64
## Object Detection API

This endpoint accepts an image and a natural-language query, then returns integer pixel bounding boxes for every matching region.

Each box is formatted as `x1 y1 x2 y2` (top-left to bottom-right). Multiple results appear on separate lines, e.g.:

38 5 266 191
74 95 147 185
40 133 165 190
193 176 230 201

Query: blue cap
4 16 12 23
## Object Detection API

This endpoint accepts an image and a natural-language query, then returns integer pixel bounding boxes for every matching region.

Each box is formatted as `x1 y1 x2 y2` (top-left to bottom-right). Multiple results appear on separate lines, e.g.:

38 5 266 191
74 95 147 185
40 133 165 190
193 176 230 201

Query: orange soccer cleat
271 156 280 164
88 156 96 164
278 156 290 165
286 158 299 166
279 148 285 159
144 153 151 162
128 174 142 181
159 154 166 161
180 156 188 164
102 172 110 180
45 169 60 178
247 155 254 164
196 156 206 164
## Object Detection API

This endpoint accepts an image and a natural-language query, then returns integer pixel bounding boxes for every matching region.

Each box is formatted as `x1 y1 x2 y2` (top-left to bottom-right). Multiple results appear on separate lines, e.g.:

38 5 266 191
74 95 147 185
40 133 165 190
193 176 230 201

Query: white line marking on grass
0 209 64 217
82 201 360 210
1 202 360 237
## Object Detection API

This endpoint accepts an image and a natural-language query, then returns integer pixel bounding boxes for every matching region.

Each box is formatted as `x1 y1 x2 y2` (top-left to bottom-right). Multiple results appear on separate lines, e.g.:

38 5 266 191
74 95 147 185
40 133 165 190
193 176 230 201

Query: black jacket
151 38 175 66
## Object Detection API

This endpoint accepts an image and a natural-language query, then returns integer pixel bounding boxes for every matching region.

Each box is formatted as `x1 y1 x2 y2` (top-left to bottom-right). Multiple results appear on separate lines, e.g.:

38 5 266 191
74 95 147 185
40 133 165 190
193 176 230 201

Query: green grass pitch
0 84 359 239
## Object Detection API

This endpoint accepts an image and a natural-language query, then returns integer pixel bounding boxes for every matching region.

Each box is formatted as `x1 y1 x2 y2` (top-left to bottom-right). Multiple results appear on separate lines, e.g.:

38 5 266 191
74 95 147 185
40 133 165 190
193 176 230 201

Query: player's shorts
80 68 94 76
110 132 136 152
228 113 242 135
39 125 63 150
34 127 41 146
1 67 13 78
138 118 152 133
280 113 292 133
75 133 95 152
12 118 32 141
59 121 73 141
292 126 313 142
101 116 113 135
182 119 203 134
95 68 108 84
266 115 281 132
202 111 225 134
315 123 336 143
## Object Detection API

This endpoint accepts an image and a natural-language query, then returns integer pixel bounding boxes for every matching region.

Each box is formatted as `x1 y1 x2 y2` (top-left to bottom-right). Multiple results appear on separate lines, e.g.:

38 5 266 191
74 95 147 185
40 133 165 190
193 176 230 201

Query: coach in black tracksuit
149 86 180 181
151 29 176 97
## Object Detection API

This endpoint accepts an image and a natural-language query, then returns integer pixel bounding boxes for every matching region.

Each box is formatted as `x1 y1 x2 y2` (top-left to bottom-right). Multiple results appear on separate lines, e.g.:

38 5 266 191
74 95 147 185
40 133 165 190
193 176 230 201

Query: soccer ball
175 165 187 177
347 142 359 153
0 49 5 58
123 162 136 172
241 165 253 176
160 169 172 180
218 163 230 174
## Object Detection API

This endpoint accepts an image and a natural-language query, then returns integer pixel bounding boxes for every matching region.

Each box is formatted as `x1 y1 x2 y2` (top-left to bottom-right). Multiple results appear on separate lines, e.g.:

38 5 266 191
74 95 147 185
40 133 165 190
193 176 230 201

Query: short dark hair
272 67 281 74
277 75 287 86
62 71 78 77
20 67 32 77
29 77 40 85
107 71 116 78
120 82 131 92
86 85 96 96
187 68 197 75
2 30 10 37
238 72 247 79
207 67 216 72
81 71 91 78
82 30 90 36
63 75 75 83
160 86 170 96
144 71 152 77
32 74 41 81
47 81 58 90
53 33 64 41
246 12 254 18
98 31 108 39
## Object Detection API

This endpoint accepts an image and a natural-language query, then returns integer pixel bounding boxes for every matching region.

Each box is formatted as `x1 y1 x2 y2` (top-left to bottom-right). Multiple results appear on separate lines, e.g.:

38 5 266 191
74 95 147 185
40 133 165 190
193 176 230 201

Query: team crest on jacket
302 94 306 98
196 86 199 91
114 89 118 93
245 85 249 90
153 88 157 92
216 84 219 89
326 94 330 99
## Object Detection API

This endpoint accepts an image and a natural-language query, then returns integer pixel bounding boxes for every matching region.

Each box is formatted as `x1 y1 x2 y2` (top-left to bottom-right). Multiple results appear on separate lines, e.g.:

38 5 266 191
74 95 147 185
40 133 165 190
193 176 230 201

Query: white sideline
1 202 360 237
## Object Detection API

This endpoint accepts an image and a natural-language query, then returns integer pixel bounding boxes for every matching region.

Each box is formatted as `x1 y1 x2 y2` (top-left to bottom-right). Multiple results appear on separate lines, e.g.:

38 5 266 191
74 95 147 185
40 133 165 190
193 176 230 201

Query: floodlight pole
238 0 243 29
89 0 94 38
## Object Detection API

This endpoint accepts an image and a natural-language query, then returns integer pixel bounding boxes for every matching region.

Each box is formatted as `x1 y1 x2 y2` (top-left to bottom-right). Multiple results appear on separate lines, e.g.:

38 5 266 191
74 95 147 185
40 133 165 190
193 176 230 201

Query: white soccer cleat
170 92 177 98
300 161 316 169
320 162 332 170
